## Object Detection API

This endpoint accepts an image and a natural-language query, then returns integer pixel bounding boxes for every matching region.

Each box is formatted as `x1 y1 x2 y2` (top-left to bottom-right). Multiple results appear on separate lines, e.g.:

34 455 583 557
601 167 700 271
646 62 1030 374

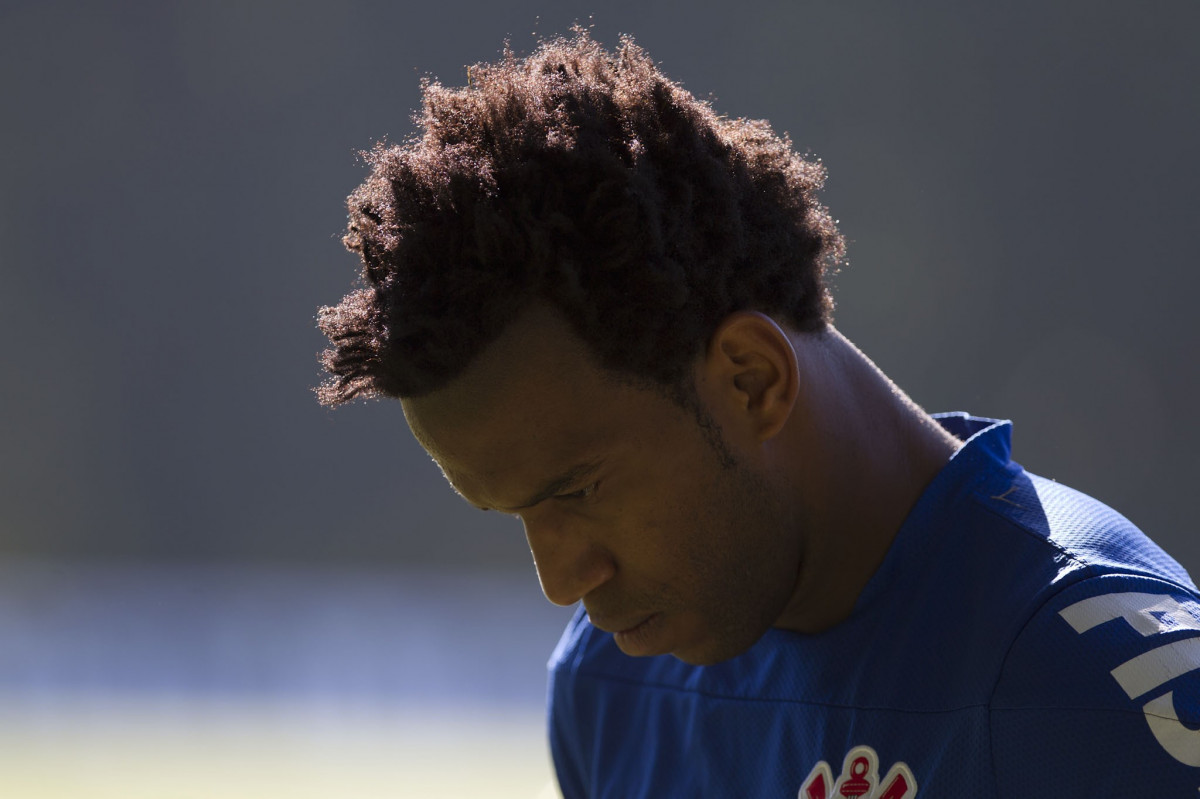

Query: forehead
400 304 675 502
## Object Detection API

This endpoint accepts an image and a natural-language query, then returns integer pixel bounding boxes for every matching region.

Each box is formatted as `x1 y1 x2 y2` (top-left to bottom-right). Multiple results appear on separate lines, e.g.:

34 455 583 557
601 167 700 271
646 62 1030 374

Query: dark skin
402 303 961 666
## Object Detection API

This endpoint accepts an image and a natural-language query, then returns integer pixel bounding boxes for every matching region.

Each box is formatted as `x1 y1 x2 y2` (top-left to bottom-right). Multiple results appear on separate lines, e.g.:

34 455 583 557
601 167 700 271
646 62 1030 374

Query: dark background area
2 1 1197 575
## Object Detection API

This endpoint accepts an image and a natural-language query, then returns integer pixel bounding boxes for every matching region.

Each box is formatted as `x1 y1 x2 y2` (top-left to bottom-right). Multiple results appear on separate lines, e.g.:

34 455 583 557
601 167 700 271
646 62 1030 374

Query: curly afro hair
317 30 845 406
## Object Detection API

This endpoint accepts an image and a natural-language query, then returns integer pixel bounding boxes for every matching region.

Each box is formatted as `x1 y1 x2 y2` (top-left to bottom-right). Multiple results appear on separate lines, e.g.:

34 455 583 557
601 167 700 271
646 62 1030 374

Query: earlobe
706 312 799 442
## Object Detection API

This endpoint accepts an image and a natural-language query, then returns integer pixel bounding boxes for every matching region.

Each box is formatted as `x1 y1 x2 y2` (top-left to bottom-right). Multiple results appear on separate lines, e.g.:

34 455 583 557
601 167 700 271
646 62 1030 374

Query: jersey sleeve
990 573 1200 795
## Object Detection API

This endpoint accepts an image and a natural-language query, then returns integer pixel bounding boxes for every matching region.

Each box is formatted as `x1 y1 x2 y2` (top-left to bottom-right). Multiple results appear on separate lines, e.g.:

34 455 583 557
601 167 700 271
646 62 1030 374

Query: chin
669 635 758 667
676 613 780 665
671 651 726 667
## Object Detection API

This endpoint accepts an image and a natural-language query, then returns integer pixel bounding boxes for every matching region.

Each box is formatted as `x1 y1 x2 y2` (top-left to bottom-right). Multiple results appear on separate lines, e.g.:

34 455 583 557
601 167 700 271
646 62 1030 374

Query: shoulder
939 461 1196 636
990 572 1200 793
878 457 1196 700
1007 472 1195 587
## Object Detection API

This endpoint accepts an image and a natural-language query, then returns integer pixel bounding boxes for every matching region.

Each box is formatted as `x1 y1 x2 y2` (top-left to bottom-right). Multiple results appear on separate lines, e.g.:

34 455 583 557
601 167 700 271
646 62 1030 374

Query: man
317 32 1200 797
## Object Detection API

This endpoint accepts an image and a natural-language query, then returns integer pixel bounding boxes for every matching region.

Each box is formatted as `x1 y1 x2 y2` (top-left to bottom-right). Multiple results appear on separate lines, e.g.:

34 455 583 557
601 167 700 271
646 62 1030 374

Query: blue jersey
547 414 1200 797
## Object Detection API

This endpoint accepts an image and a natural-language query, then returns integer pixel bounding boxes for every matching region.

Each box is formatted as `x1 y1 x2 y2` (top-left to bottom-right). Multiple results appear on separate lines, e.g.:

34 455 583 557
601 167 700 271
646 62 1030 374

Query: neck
772 327 961 634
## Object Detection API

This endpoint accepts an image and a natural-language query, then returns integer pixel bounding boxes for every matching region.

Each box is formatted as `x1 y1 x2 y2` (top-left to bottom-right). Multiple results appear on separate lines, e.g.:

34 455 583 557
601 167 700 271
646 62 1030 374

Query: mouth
611 612 663 657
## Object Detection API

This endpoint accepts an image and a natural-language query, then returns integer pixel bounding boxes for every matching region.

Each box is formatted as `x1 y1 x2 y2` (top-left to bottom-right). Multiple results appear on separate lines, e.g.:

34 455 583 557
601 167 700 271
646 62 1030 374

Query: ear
701 312 799 442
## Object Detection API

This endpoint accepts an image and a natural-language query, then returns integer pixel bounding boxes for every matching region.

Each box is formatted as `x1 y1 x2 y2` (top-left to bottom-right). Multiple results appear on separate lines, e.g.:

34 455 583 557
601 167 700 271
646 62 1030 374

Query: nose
523 515 615 606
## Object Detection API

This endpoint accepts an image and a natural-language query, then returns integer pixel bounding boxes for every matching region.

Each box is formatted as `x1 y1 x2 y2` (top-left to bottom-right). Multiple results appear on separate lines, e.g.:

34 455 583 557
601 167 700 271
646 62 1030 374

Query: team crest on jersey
798 745 917 799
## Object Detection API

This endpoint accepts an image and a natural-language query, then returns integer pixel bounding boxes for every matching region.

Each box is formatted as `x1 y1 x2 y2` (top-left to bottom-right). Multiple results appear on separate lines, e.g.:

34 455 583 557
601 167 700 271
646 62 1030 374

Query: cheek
683 468 787 586
632 482 741 585
599 431 737 580
595 500 692 594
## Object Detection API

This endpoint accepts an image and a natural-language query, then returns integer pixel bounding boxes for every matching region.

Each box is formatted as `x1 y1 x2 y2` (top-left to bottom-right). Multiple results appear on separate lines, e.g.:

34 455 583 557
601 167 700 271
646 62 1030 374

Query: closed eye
556 483 597 501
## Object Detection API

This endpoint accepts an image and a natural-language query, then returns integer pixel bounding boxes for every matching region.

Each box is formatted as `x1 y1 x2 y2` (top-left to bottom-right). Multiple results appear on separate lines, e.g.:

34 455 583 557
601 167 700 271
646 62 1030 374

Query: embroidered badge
799 745 917 799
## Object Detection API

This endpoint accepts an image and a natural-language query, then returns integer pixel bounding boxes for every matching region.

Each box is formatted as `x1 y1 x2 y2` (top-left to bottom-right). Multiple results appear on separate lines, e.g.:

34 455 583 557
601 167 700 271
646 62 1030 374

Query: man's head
318 32 848 664
317 31 844 407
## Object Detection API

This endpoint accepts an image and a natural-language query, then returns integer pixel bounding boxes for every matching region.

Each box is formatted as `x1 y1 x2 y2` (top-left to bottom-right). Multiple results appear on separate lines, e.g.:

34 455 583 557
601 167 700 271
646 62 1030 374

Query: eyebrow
499 459 604 512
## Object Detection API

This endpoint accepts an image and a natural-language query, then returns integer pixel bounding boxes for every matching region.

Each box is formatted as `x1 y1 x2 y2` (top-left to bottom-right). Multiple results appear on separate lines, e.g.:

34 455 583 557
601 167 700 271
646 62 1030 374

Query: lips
586 608 647 634
614 614 654 636
609 615 650 635
586 613 631 632
611 612 663 656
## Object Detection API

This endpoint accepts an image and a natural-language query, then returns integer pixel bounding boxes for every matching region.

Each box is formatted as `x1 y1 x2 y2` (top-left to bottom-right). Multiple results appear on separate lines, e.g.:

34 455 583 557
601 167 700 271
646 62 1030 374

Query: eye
557 483 597 501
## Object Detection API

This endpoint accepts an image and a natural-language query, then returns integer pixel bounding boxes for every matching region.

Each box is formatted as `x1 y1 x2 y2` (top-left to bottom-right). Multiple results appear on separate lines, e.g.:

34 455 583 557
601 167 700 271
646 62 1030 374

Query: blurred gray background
1 3 1197 592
